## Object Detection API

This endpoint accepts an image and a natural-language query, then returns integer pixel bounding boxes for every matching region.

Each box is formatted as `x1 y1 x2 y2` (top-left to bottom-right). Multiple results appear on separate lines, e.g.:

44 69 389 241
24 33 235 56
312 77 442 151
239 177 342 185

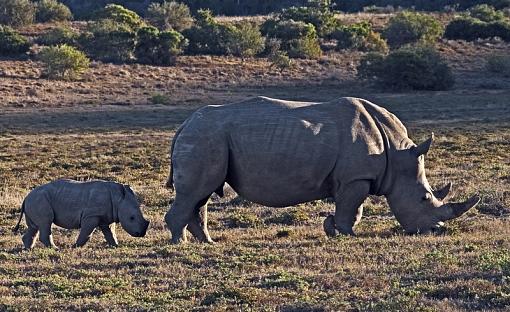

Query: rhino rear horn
412 133 434 157
434 182 453 200
439 195 480 221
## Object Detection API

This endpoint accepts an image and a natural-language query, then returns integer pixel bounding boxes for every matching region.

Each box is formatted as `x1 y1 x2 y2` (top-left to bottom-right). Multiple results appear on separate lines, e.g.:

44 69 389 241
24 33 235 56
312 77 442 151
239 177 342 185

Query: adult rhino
165 96 480 244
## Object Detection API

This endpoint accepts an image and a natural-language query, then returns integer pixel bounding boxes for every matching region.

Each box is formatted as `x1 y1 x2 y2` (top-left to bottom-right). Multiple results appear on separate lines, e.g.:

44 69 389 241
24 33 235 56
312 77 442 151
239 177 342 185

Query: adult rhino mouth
405 222 445 235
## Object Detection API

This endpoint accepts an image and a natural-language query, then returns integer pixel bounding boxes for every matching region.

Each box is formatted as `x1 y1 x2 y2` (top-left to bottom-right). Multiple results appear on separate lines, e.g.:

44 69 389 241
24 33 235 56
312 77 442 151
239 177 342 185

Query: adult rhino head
385 133 480 234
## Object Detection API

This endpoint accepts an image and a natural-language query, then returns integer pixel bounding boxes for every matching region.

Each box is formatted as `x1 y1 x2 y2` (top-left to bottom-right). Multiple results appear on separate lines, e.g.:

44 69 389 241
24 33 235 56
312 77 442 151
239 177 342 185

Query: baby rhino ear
119 184 130 198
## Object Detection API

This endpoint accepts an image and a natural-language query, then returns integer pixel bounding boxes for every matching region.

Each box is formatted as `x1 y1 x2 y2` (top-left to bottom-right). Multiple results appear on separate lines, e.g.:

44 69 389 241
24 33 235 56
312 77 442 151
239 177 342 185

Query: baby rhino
13 179 150 249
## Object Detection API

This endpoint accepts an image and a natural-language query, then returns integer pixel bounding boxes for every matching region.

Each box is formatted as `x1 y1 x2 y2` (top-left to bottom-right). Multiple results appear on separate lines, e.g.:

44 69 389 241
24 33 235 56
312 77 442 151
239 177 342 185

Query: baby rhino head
117 185 149 237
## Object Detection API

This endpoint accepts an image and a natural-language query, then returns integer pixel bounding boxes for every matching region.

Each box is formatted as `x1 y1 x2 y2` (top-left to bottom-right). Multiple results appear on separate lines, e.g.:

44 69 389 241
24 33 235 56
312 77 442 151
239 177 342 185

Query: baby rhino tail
12 200 25 233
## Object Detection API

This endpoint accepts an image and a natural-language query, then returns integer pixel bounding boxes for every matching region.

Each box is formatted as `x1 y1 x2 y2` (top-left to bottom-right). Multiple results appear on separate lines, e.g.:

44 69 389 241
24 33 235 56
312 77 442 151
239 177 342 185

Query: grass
0 27 509 310
0 92 508 311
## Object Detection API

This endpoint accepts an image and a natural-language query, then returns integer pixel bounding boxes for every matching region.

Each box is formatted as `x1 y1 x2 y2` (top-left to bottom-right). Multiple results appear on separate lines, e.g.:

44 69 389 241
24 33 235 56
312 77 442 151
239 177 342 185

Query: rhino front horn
439 195 481 221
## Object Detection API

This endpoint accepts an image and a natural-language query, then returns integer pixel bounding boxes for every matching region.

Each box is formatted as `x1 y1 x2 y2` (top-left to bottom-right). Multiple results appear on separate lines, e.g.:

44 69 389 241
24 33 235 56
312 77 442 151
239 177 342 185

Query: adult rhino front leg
324 180 370 237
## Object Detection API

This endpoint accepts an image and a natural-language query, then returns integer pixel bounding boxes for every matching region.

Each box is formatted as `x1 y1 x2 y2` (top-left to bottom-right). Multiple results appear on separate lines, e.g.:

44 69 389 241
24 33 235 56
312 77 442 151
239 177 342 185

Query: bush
0 26 31 56
444 16 510 41
184 12 264 57
38 44 90 80
357 45 454 90
263 19 322 58
444 17 486 41
80 19 136 62
146 1 193 31
269 51 292 71
382 11 444 48
36 0 73 23
279 2 338 37
266 38 292 70
332 21 388 52
486 54 510 76
182 9 231 55
94 4 144 30
444 5 510 41
36 26 78 46
0 0 36 27
468 4 507 22
134 26 186 65
223 21 265 58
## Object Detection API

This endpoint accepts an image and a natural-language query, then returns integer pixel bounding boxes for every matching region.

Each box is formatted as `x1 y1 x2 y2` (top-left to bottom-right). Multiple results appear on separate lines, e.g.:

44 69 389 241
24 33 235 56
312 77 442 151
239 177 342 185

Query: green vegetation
444 5 510 41
80 19 137 63
36 26 79 46
468 4 508 22
149 93 172 105
94 4 144 31
134 26 186 66
35 0 73 23
382 11 444 48
332 21 388 52
0 0 35 27
224 21 265 58
266 209 310 225
262 19 322 59
182 9 233 55
146 1 193 31
38 44 90 80
358 45 454 90
226 211 261 228
279 0 338 37
0 26 31 56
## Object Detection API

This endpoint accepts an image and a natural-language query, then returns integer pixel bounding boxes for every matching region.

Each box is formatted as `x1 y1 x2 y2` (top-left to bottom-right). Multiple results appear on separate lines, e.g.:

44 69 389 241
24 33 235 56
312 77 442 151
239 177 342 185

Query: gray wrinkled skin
13 179 149 249
166 96 480 244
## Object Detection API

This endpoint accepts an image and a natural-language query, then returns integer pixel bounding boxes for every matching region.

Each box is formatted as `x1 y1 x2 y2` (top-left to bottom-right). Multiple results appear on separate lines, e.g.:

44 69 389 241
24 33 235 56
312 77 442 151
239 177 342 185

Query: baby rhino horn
434 182 453 201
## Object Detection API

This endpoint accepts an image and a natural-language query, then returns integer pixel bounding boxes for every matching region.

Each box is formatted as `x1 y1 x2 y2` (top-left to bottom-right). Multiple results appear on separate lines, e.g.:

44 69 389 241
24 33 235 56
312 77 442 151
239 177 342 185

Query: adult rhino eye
130 216 135 221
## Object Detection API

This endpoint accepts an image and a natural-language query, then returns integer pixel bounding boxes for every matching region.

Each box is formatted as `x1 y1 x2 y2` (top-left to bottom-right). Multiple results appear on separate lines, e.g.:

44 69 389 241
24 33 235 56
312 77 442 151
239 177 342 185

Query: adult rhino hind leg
187 200 215 244
39 223 58 249
22 217 39 249
165 193 197 244
324 180 370 237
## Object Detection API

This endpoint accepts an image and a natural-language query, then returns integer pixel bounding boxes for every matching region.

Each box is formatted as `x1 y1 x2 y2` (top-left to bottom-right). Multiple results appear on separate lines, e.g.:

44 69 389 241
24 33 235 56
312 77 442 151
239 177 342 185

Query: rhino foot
323 215 339 237
323 215 356 237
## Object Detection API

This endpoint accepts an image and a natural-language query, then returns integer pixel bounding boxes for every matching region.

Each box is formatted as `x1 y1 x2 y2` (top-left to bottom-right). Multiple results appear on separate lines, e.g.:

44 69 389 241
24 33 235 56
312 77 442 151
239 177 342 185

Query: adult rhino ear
411 133 434 157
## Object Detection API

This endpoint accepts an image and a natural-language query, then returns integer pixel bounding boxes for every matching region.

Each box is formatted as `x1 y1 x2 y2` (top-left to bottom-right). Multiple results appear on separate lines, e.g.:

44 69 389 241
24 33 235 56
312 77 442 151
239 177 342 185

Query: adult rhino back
165 96 480 244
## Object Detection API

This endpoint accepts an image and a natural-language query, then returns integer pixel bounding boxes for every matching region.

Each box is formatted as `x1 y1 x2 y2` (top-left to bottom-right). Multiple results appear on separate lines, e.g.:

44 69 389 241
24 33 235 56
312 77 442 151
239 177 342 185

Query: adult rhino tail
166 120 188 190
12 200 25 233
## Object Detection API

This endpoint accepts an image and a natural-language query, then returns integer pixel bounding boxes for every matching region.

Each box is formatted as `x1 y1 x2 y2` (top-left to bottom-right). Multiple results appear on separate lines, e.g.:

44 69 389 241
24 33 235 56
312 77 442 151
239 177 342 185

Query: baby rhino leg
100 224 119 247
74 217 100 247
24 195 56 248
